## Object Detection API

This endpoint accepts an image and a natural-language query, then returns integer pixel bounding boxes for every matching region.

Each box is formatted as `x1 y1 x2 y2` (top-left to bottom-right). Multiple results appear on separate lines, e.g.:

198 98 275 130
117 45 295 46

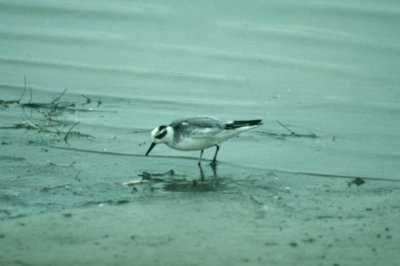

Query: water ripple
0 57 247 84
0 1 172 21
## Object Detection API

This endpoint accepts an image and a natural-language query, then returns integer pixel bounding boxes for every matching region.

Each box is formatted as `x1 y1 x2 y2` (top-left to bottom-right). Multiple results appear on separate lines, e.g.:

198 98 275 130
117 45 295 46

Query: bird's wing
170 117 225 139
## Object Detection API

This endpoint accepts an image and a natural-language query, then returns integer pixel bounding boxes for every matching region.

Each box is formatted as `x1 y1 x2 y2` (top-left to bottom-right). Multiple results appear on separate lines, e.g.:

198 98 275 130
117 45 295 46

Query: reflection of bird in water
145 117 263 165
125 170 228 192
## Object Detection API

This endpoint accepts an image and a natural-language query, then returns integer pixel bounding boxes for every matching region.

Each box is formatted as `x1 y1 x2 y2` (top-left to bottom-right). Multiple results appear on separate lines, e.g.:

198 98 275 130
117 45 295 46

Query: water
2 0 399 178
1 1 400 265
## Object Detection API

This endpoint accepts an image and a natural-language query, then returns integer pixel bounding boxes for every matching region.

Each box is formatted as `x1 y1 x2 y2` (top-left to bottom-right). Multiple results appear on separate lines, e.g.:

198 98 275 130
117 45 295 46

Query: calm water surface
1 0 399 179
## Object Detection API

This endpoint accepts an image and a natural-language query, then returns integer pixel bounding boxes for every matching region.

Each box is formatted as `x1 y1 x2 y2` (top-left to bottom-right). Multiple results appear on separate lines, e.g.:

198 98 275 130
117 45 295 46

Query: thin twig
46 160 76 167
51 88 68 107
64 121 80 145
24 119 42 130
276 120 317 138
17 76 28 103
277 120 296 135
28 81 33 103
41 183 71 192
81 95 91 104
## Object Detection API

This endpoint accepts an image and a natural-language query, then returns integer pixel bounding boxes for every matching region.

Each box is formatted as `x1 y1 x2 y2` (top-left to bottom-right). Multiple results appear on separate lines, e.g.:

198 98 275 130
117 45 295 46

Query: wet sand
1 0 400 265
1 183 400 266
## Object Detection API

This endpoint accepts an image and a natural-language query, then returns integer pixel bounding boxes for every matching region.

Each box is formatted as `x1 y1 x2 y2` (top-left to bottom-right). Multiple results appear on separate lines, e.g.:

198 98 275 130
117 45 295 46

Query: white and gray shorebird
145 117 263 165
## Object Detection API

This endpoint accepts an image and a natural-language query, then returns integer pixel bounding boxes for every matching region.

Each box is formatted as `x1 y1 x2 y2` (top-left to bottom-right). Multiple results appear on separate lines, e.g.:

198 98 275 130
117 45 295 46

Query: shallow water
2 0 399 179
1 1 400 265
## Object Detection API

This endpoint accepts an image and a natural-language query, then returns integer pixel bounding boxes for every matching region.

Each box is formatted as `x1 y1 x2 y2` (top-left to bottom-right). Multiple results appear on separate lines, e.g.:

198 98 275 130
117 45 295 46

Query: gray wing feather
170 117 225 141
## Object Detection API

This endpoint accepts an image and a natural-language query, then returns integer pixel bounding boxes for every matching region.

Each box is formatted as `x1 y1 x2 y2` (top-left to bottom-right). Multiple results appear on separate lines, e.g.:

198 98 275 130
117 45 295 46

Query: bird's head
145 125 171 156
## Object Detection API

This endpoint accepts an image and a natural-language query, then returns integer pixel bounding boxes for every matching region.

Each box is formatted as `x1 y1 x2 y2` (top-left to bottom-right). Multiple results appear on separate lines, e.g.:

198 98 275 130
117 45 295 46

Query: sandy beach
1 0 400 265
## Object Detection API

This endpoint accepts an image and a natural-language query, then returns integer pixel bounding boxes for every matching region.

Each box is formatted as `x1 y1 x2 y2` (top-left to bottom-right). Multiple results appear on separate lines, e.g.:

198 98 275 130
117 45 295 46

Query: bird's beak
145 142 157 156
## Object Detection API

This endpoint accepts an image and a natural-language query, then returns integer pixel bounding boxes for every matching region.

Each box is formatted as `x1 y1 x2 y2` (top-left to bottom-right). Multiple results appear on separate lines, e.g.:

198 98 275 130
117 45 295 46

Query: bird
145 117 263 165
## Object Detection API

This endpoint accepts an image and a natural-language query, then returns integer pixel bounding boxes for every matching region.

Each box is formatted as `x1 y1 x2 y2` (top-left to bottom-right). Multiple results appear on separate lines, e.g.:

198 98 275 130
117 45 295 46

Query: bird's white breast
168 137 218 151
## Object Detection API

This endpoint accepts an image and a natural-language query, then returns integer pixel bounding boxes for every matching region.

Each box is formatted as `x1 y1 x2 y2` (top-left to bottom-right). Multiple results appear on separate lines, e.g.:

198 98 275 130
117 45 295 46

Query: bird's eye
155 129 167 139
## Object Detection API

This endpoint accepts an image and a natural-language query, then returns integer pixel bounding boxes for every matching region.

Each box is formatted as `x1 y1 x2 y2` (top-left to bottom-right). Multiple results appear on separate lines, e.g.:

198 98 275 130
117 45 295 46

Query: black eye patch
155 129 167 139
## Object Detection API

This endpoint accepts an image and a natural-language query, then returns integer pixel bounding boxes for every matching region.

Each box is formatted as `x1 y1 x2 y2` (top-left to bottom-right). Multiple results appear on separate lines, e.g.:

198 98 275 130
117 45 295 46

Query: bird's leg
210 161 217 177
198 149 204 166
211 145 220 165
198 163 205 180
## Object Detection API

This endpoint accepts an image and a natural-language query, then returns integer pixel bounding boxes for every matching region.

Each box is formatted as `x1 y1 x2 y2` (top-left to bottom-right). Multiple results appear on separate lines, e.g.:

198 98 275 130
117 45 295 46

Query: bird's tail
224 119 263 130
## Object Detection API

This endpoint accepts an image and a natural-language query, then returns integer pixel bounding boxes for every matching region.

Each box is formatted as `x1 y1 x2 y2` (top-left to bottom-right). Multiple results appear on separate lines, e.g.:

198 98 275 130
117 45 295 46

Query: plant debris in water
122 170 227 192
0 77 98 144
347 177 366 187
